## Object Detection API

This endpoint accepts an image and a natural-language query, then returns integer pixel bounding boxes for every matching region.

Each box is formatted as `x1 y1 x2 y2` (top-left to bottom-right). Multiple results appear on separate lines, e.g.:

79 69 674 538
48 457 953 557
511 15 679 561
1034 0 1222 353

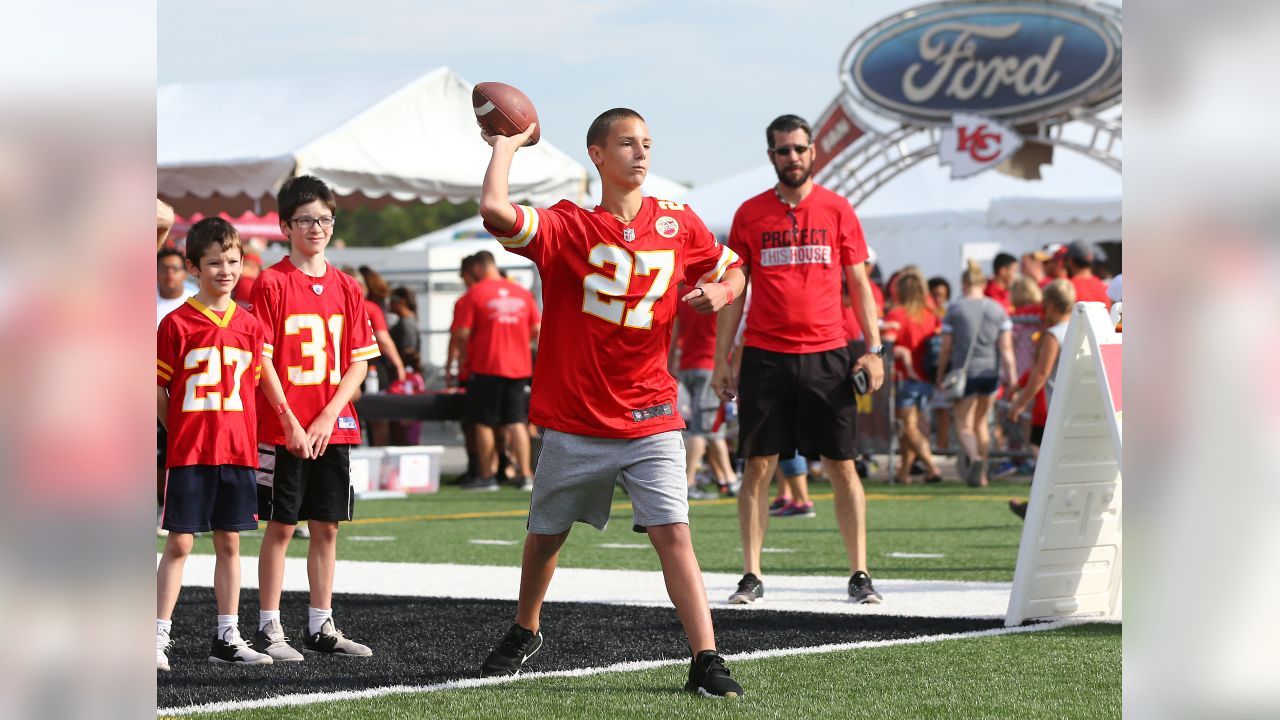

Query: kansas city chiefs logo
938 113 1024 179
311 284 324 295
655 216 679 238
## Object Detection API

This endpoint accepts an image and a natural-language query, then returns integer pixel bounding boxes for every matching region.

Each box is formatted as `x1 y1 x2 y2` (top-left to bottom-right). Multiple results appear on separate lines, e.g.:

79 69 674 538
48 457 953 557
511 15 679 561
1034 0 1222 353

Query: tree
334 200 479 247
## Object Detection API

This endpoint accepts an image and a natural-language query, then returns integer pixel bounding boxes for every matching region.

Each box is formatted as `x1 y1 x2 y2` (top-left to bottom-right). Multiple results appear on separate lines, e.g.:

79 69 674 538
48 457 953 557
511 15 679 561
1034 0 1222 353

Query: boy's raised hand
480 123 537 151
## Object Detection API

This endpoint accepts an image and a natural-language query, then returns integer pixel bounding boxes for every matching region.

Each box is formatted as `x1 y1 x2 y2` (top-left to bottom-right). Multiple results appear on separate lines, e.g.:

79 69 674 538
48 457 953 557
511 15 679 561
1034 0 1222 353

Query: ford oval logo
842 0 1121 125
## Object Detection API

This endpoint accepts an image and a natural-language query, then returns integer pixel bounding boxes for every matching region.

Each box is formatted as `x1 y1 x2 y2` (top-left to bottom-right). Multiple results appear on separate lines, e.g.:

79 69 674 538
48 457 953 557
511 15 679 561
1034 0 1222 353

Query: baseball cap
1065 240 1094 264
866 246 878 265
1029 249 1051 261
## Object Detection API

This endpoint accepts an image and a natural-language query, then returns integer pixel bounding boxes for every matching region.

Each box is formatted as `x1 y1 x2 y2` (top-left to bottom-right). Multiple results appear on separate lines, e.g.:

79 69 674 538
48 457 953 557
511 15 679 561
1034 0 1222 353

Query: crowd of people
154 106 1121 699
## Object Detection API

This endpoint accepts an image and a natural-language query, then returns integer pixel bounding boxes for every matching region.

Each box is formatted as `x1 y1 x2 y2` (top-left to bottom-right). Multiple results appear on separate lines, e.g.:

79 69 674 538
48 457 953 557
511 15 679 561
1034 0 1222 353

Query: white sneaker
209 628 273 665
294 524 310 539
157 632 172 672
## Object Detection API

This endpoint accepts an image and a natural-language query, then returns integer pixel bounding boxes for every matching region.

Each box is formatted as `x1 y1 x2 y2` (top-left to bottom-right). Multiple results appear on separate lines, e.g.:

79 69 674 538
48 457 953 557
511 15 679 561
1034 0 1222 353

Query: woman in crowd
883 273 943 484
935 261 1017 486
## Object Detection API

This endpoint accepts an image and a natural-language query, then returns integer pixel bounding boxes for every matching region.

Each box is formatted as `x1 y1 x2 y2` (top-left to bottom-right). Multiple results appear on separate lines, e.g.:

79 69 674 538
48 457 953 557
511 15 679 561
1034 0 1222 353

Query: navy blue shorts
161 465 259 533
963 374 1000 397
895 379 934 409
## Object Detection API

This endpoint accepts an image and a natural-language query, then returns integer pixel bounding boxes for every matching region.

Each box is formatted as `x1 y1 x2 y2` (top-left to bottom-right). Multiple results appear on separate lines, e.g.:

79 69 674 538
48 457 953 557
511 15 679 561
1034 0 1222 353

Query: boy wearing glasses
248 175 380 661
711 114 887 606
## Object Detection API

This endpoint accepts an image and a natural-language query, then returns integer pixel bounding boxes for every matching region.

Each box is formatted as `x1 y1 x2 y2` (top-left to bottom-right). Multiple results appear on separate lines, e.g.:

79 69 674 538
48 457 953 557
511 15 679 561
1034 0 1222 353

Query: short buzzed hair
586 108 645 149
473 250 496 268
766 114 812 148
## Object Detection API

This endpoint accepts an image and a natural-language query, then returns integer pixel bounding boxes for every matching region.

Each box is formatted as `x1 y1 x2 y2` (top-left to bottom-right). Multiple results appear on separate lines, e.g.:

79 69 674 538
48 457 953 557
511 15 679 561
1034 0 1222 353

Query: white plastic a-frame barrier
1006 302 1122 626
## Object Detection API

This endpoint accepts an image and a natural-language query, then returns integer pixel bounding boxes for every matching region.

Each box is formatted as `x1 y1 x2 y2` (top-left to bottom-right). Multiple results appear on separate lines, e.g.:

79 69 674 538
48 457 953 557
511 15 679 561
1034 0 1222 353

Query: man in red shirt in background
671 285 736 499
713 114 886 607
1065 240 1112 308
984 252 1016 311
451 251 540 492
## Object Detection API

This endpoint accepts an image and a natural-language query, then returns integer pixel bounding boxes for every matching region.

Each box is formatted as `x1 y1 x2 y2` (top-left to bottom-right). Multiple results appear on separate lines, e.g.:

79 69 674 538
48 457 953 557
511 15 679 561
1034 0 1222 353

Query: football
473 82 541 146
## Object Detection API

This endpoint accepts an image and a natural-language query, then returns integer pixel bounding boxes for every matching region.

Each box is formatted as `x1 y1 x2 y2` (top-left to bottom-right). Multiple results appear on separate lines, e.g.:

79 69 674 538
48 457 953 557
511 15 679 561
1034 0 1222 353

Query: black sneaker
209 629 273 665
460 476 500 492
300 618 373 657
848 571 883 604
684 650 743 698
480 623 543 677
727 573 763 604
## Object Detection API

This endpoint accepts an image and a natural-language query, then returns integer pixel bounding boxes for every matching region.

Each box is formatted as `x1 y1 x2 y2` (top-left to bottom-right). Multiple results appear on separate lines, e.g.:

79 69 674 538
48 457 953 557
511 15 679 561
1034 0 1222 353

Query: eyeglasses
288 215 336 230
770 144 810 157
159 265 185 273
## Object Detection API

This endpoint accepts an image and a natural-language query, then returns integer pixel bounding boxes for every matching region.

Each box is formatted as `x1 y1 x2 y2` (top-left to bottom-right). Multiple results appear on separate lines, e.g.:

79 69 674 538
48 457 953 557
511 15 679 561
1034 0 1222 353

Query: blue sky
159 0 922 186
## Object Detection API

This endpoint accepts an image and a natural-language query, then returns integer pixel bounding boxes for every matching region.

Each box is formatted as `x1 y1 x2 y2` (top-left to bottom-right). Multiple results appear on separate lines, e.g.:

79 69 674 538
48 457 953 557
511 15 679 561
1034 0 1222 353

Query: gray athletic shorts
677 368 724 439
528 429 688 535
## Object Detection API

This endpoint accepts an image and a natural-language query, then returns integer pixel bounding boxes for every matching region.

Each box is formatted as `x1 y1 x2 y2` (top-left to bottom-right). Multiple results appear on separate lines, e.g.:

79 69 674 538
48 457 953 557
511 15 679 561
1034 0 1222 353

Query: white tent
158 67 589 215
680 150 1121 282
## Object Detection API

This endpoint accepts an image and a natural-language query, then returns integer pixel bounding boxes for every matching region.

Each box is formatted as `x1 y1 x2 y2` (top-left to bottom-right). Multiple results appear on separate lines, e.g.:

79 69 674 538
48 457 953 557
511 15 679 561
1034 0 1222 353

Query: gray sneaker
301 618 373 657
252 619 304 662
688 486 717 500
460 476 500 492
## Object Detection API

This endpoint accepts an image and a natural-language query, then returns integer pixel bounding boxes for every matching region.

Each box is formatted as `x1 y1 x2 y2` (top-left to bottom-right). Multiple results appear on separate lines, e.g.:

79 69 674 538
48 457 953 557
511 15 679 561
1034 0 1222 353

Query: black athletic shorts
162 464 258 533
256 444 354 525
737 345 858 461
157 422 167 470
465 373 531 426
1030 424 1046 447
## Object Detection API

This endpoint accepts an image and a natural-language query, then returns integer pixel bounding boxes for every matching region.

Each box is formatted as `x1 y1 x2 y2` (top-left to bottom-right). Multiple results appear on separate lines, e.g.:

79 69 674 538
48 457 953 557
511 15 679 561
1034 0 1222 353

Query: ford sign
841 0 1122 126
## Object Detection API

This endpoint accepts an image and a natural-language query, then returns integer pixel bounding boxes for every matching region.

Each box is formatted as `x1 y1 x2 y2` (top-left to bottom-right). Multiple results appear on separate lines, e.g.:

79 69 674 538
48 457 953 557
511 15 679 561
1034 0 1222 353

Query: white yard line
167 555 1014 619
157 617 1092 717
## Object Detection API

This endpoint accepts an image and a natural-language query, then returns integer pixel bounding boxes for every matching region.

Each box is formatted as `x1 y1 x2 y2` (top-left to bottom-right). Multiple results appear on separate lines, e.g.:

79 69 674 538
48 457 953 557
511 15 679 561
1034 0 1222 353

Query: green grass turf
161 480 1031 582
173 623 1119 720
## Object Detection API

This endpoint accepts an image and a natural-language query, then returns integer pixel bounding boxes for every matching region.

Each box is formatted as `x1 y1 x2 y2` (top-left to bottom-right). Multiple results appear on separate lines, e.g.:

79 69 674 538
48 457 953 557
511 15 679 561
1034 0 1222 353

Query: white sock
217 615 240 642
259 609 280 631
156 618 172 638
308 607 333 636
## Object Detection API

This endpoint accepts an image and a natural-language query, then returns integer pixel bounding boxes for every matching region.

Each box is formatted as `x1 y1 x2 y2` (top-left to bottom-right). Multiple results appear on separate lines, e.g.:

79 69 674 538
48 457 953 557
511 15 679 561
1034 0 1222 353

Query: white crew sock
216 615 240 642
308 607 333 636
156 618 172 639
259 609 280 631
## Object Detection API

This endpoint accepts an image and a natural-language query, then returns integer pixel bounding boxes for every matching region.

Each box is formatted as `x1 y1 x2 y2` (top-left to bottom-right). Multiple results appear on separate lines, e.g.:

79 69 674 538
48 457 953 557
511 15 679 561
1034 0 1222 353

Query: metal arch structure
816 115 1121 209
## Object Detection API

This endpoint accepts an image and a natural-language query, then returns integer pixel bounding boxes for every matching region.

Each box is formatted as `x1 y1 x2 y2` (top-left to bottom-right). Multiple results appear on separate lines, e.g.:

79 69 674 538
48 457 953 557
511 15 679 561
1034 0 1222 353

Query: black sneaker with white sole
301 618 373 657
685 650 743 698
209 629 273 665
727 573 763 604
848 570 883 604
480 623 543 677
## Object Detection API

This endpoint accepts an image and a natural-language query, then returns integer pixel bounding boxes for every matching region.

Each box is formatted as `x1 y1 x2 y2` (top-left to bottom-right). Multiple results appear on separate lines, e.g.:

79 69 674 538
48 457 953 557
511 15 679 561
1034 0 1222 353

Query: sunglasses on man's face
770 145 810 157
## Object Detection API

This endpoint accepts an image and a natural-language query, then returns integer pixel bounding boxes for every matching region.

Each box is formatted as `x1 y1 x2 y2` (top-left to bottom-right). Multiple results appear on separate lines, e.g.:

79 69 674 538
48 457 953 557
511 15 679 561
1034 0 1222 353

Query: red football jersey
454 277 540 379
157 298 266 468
484 197 741 438
365 299 389 332
675 288 717 371
729 185 868 353
249 259 380 446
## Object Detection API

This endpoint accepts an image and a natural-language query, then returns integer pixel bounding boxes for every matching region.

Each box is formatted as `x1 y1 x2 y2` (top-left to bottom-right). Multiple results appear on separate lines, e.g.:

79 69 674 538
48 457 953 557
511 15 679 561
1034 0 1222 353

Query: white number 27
582 245 675 330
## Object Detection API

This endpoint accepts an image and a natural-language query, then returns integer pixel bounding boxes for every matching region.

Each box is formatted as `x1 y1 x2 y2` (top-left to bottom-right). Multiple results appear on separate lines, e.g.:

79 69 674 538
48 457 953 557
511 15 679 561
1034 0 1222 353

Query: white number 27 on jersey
182 346 255 412
582 244 675 329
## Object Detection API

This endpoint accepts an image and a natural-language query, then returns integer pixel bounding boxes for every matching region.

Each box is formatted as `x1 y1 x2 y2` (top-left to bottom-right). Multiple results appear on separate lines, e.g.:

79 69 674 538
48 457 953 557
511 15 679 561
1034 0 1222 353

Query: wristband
274 402 290 416
719 281 735 305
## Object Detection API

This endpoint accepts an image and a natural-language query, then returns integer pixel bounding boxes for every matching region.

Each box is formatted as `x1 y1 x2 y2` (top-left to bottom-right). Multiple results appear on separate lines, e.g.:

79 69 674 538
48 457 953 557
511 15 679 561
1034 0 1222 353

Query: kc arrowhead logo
938 113 1024 179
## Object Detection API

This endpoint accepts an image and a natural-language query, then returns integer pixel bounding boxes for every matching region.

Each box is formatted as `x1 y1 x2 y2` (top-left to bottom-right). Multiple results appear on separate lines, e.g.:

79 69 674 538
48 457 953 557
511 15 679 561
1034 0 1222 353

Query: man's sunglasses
770 144 810 156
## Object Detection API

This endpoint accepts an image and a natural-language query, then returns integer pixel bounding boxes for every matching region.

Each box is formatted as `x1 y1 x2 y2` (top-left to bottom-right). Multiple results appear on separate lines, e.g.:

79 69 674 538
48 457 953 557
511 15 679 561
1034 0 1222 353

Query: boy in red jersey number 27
156 218 297 670
476 111 747 698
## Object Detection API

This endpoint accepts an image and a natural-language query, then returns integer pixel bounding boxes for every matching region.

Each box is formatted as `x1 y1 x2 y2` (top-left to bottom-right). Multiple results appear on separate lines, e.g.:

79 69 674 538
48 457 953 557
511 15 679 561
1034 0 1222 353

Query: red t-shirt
157 298 266 468
882 306 940 381
453 277 540 379
365 300 389 332
233 274 256 304
729 185 868 353
1071 275 1112 308
984 280 1012 311
485 197 741 438
449 295 473 382
675 288 717 371
249 258 380 446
